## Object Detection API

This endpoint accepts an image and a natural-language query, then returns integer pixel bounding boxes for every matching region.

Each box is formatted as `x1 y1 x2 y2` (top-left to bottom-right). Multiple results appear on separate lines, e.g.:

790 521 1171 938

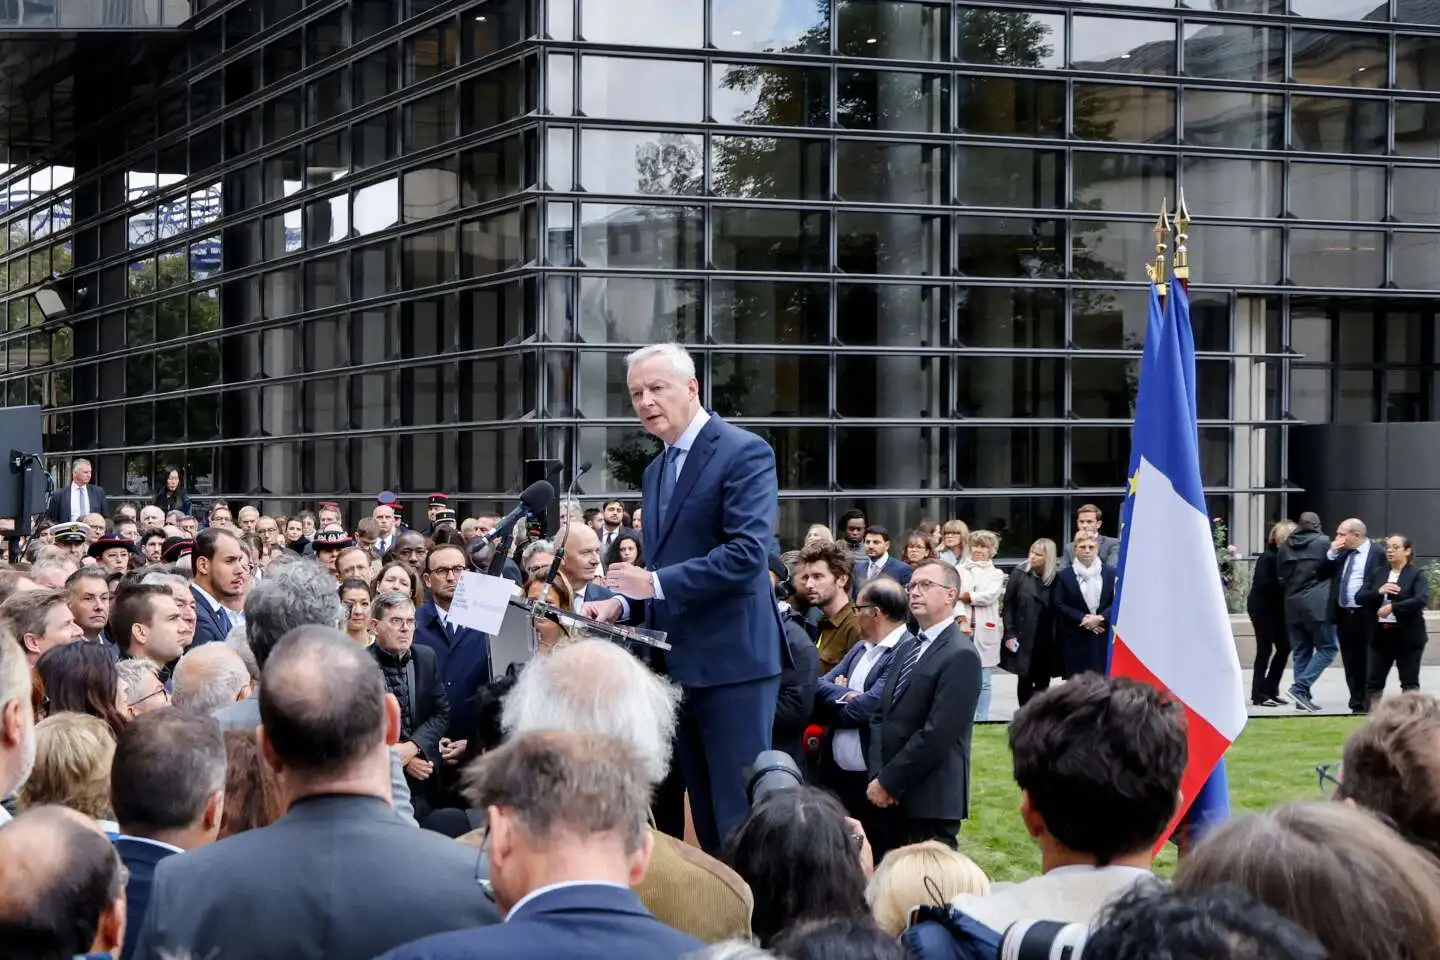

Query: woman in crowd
1247 519 1295 707
605 532 645 571
1001 538 1059 707
152 467 191 516
937 520 971 566
336 545 375 585
18 712 119 835
1359 533 1430 706
804 524 833 547
1054 530 1117 678
902 533 936 568
35 642 128 737
867 841 990 937
957 530 1006 721
220 729 283 838
723 787 870 947
340 578 374 646
376 561 424 608
1174 802 1440 960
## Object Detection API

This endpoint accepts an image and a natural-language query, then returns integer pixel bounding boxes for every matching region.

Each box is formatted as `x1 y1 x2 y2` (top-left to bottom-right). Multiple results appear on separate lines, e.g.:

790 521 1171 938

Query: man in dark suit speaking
46 458 107 524
588 342 785 853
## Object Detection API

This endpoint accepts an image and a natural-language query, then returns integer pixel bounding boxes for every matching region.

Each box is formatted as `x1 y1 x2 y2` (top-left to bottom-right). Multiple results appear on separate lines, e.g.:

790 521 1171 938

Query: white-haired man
459 639 754 944
588 342 788 853
0 618 36 824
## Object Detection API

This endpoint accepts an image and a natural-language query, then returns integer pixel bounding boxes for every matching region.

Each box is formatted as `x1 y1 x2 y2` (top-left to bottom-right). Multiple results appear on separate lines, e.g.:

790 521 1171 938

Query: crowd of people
0 454 1434 959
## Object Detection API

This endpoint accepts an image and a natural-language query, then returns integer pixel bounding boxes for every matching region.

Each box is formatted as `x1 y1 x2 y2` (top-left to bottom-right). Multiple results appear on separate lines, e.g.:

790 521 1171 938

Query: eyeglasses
906 579 951 594
128 688 170 709
853 603 877 614
428 565 467 579
384 617 417 629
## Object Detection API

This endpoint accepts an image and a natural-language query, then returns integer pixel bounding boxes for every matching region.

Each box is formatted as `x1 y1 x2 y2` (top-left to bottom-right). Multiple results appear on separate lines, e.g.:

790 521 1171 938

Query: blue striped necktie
893 634 923 699
656 446 680 523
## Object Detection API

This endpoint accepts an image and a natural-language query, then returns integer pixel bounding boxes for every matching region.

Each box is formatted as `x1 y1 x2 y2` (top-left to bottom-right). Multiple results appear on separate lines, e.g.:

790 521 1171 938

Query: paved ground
982 665 1440 723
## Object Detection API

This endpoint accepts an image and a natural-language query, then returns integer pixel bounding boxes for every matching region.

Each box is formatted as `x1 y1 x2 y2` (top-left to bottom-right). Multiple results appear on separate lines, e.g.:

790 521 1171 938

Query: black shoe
1252 698 1269 707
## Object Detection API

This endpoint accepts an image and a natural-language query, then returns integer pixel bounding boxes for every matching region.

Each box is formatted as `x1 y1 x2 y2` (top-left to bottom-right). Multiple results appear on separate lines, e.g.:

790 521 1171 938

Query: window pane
835 140 943 205
555 276 703 344
836 0 945 61
763 428 829 490
1292 97 1387 155
1290 367 1330 421
712 63 830 126
1337 368 1376 424
835 355 945 418
581 0 703 47
1072 288 1151 350
836 426 950 490
1071 17 1175 75
1071 427 1131 487
1191 225 1282 285
1396 102 1440 158
713 135 829 200
956 8 1063 69
956 356 1063 417
1396 35 1440 91
1290 0 1387 20
955 217 1063 279
1184 90 1282 150
711 0 829 54
1181 157 1282 219
1289 229 1384 287
1394 167 1440 222
579 130 703 196
578 203 703 269
710 354 829 417
837 283 947 346
957 497 1065 560
581 56 703 123
1072 152 1175 214
1183 23 1282 81
712 280 829 345
956 286 1063 348
712 207 828 272
957 428 1064 489
956 76 1065 137
837 211 943 275
1292 29 1387 88
1074 84 1175 143
836 69 945 133
1072 219 1151 283
957 145 1061 209
1289 163 1384 221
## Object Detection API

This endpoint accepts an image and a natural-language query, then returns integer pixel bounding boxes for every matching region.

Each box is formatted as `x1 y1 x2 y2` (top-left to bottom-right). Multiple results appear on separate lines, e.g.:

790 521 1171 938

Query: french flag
1110 276 1248 847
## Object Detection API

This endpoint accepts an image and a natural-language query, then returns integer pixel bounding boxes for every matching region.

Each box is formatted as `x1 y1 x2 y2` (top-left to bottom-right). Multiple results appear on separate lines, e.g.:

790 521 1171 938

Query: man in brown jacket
797 541 863 674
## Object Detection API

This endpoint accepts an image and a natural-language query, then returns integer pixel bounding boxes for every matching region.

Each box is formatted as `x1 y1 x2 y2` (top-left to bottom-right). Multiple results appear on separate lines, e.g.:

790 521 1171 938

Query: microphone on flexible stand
484 479 555 578
542 461 592 607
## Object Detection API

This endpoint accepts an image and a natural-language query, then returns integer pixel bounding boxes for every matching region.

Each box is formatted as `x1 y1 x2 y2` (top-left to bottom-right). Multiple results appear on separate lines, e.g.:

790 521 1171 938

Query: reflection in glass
956 356 1063 417
712 63 829 126
547 201 574 265
465 131 534 203
1289 163 1384 221
1192 226 1282 286
1393 167 1440 222
406 87 455 151
1396 101 1440 157
1181 157 1281 219
835 140 942 204
955 217 1063 279
1290 230 1384 288
461 208 527 276
1073 289 1149 350
713 135 828 200
1396 36 1440 90
463 60 529 130
955 287 1063 348
1073 152 1174 213
836 1 945 61
837 283 946 346
580 130 703 196
957 146 1062 208
834 354 946 419
956 8 1062 68
1070 427 1131 487
836 426 949 491
578 203 703 270
558 276 703 344
353 178 399 235
1292 29 1387 88
760 428 829 491
1073 84 1175 143
838 212 942 275
581 0 703 46
711 0 829 54
713 281 828 345
1183 90 1281 150
1071 17 1175 75
1183 23 1282 81
836 69 944 132
956 77 1064 137
1072 220 1151 284
1289 0 1385 19
1393 234 1440 288
581 56 703 123
549 54 574 116
710 354 829 418
953 428 1063 489
1292 96 1387 155
712 207 828 272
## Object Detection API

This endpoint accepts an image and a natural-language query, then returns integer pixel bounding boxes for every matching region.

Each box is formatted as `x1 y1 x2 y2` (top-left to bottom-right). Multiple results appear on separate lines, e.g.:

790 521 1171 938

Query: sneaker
1290 688 1320 712
1270 694 1290 705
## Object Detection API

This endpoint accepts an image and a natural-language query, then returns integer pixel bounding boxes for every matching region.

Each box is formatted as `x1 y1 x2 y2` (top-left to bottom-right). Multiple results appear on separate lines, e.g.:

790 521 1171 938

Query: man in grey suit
133 626 499 960
213 558 417 825
1061 503 1121 568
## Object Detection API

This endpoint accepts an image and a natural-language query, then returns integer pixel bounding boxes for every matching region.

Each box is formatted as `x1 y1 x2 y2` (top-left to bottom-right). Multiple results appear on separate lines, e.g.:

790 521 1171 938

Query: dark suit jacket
869 624 982 821
132 795 498 960
371 643 450 762
374 883 702 960
773 613 819 764
815 635 900 769
188 585 233 648
115 836 179 960
1062 534 1121 568
1358 563 1431 648
46 483 107 523
637 414 785 689
1331 542 1389 615
1054 563 1117 676
413 602 491 741
151 491 192 517
851 555 914 598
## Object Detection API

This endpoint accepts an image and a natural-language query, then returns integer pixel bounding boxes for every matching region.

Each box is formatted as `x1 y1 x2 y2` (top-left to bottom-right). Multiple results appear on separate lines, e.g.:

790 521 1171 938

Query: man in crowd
415 544 489 758
111 709 227 960
374 502 400 557
0 588 83 666
1062 503 1122 568
838 509 868 565
47 524 89 568
798 540 862 674
133 627 498 960
172 643 253 715
190 527 248 648
1278 512 1338 712
1328 517 1388 714
139 505 165 531
209 501 234 530
370 591 449 819
561 521 619 611
389 530 428 572
0 626 36 825
237 505 260 535
381 731 701 960
0 806 127 958
422 494 450 538
855 525 912 596
113 584 189 684
67 567 113 652
1338 691 1440 856
598 498 633 554
867 559 980 858
118 661 170 719
46 457 107 523
520 539 556 582
139 571 197 651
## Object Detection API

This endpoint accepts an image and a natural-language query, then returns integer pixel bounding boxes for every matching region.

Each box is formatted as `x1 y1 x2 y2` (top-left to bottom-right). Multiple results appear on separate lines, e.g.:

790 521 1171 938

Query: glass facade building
3 0 1440 555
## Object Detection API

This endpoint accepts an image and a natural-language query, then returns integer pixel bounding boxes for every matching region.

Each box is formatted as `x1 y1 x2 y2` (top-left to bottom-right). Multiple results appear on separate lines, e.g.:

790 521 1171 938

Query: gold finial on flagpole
1144 199 1171 297
1172 190 1191 283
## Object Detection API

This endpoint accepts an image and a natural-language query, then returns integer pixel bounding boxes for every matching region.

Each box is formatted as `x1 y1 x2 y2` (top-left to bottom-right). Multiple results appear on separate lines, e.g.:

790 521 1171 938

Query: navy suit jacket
851 556 913 598
638 413 785 689
375 883 702 960
188 586 232 648
46 483 107 523
815 639 900 728
115 836 179 960
413 602 491 740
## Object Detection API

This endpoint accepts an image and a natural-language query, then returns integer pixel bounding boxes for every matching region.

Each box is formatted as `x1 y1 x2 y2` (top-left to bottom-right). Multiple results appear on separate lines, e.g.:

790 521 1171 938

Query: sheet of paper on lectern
448 571 515 635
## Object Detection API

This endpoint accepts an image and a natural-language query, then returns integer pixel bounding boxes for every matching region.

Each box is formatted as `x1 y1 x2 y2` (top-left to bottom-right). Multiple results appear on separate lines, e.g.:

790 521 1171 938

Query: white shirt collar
669 407 711 454
191 582 224 615
0 805 11 827
116 834 184 855
870 553 889 567
877 624 907 649
1355 540 1370 557
506 880 629 921
917 621 949 644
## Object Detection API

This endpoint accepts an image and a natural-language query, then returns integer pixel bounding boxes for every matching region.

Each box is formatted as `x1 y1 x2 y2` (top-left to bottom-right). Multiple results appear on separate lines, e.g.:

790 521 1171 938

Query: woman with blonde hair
803 523 833 547
1001 538 1059 706
937 519 970 566
18 711 118 835
1247 519 1296 707
957 530 1007 720
868 841 990 937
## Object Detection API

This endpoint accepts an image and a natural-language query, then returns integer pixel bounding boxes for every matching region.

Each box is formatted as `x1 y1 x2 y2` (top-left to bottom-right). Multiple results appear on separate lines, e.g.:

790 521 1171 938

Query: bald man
560 522 621 614
172 643 254 716
0 805 127 957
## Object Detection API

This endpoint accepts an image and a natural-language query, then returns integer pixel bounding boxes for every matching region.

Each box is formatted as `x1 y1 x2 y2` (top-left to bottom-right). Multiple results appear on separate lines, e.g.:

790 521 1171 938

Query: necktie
656 446 680 523
1341 550 1357 606
78 486 88 518
870 561 880 580
892 635 923 700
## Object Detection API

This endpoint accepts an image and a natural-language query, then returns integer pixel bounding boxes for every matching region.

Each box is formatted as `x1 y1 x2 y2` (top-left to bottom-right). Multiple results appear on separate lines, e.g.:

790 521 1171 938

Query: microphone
485 479 556 544
543 460 595 604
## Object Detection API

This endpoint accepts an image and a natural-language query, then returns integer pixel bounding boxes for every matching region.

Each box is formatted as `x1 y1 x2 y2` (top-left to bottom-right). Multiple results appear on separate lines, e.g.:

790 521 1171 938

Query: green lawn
960 715 1367 883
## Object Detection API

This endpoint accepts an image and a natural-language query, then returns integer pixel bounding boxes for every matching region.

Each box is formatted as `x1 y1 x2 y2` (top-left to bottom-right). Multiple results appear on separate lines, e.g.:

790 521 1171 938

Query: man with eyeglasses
414 544 490 774
520 539 556 583
370 591 450 820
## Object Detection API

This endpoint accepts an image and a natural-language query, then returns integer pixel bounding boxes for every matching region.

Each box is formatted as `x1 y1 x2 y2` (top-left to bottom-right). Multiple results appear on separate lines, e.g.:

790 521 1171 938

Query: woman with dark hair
723 787 871 946
34 642 127 736
219 729 283 838
340 578 374 646
604 532 645 570
152 467 192 516
1359 533 1430 706
376 561 423 608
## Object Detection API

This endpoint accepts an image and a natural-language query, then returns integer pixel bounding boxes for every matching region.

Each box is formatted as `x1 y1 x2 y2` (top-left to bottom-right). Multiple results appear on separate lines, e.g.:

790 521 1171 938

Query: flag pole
1172 189 1191 294
1145 199 1171 304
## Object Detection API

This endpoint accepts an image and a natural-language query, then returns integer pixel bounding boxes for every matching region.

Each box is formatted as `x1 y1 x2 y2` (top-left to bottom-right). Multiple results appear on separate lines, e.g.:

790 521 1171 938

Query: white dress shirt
1336 540 1371 608
913 619 950 660
648 407 711 602
69 483 89 521
866 553 891 581
832 624 906 771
